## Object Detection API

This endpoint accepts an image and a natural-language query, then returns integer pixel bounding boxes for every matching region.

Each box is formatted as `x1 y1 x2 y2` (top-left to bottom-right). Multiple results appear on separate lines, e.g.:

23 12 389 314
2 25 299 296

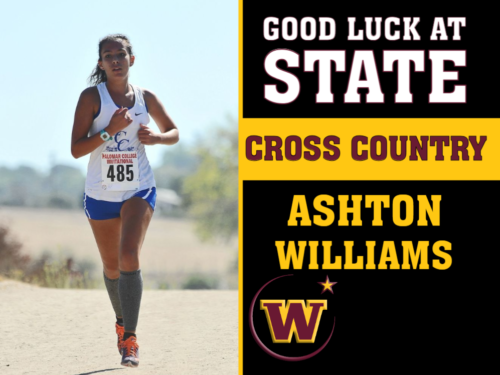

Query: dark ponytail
88 34 134 86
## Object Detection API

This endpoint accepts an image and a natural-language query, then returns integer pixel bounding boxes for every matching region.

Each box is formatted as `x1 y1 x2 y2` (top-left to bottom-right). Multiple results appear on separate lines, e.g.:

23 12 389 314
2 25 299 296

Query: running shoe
121 336 140 368
115 323 125 354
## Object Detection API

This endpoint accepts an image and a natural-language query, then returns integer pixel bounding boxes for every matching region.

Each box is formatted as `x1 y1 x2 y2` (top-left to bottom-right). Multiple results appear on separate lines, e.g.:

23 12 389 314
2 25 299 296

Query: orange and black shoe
115 323 124 354
121 336 140 368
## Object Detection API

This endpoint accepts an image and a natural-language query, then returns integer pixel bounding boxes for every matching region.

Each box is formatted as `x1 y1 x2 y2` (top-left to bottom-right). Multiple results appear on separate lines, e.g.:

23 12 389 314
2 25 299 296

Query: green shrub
28 254 97 289
182 274 218 290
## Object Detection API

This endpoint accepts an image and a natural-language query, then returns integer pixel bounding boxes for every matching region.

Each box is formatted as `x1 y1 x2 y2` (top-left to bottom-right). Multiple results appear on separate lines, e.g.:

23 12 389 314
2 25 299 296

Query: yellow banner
240 118 499 180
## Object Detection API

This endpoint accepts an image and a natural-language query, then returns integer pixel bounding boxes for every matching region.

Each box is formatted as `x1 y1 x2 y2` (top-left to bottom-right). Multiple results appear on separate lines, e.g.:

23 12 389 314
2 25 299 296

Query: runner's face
98 40 135 80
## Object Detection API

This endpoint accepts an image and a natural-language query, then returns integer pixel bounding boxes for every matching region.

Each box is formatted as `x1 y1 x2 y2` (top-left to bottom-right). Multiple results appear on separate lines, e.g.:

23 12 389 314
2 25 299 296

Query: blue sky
0 0 237 172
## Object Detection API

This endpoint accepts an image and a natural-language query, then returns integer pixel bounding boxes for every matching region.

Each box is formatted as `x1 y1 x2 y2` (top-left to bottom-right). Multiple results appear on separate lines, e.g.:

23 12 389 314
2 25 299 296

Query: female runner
71 34 179 368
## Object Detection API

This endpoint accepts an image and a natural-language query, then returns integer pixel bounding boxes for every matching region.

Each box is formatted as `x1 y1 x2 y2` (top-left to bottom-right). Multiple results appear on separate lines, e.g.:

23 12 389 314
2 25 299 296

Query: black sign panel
243 3 499 118
243 180 498 372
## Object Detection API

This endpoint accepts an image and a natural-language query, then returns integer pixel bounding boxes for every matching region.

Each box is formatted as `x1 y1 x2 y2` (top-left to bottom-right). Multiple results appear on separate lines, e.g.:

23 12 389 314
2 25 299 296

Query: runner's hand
107 107 133 134
138 124 162 145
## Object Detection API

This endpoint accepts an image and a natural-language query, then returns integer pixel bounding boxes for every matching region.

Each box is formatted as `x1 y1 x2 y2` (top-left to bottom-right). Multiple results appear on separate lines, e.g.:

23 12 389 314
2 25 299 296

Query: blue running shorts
83 187 157 220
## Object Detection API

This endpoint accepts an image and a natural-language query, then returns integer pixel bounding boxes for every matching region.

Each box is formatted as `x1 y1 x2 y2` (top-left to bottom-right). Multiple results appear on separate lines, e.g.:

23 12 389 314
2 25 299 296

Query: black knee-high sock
119 269 143 333
103 272 123 319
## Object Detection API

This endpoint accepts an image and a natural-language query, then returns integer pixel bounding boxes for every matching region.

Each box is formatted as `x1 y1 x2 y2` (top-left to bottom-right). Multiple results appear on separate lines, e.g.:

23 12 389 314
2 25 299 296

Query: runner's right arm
71 87 132 159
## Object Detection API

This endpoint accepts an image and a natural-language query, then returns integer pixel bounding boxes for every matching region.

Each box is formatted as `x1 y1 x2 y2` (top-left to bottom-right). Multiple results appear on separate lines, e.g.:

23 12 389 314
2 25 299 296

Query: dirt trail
0 281 238 374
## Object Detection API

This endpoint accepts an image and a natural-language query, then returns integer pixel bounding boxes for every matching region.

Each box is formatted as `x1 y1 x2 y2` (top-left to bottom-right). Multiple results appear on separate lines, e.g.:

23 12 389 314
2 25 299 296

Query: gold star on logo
318 276 337 295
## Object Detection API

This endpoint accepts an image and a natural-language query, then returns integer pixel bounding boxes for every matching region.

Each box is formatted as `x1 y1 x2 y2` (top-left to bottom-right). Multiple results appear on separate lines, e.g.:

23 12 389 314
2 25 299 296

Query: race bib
101 152 140 191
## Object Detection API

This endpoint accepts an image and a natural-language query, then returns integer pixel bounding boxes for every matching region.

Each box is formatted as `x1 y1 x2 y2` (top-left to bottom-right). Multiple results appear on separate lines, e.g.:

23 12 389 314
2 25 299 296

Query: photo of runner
71 34 179 367
0 1 237 374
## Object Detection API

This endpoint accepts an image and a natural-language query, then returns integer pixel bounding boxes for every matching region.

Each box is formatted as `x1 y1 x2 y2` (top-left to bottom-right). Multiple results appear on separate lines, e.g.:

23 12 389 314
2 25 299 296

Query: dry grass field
0 206 237 289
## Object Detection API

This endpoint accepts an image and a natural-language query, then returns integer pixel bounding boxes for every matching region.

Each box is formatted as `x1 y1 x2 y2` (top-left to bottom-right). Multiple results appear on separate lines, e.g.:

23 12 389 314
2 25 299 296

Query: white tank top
85 82 156 202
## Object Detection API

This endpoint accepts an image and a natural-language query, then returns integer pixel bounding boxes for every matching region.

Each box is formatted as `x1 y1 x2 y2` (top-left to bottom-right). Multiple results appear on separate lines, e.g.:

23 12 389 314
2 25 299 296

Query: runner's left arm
138 89 179 146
